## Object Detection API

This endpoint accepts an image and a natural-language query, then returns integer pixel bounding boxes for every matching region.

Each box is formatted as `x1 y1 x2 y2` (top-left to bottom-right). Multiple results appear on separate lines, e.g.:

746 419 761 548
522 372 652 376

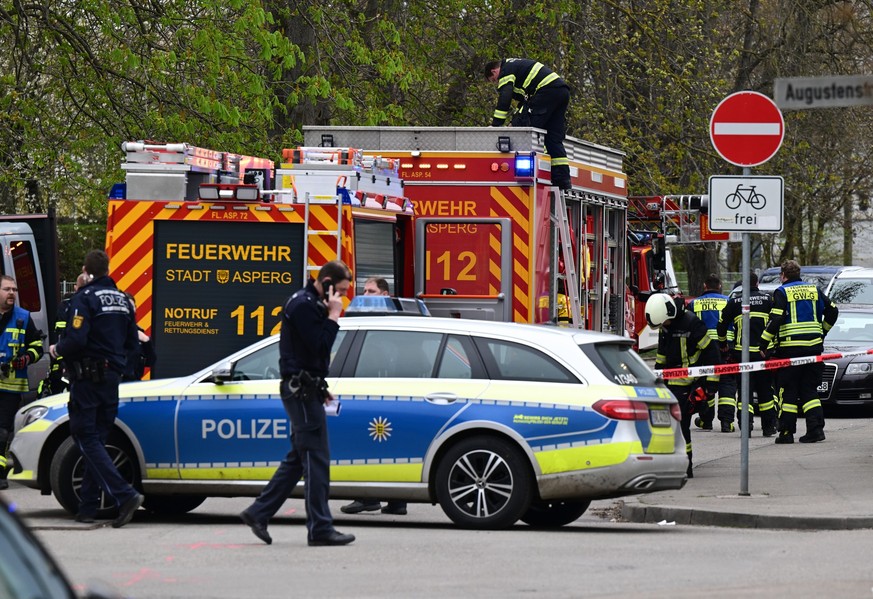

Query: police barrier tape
654 348 873 380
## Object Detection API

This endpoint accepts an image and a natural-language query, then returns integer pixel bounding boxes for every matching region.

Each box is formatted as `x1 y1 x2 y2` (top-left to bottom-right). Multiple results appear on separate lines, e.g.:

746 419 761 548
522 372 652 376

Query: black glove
11 354 30 370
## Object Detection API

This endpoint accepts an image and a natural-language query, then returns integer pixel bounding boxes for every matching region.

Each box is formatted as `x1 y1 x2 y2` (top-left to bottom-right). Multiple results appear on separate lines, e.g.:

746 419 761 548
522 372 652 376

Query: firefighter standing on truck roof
484 58 572 191
760 259 838 444
0 275 44 490
717 272 778 437
687 274 736 433
646 293 719 478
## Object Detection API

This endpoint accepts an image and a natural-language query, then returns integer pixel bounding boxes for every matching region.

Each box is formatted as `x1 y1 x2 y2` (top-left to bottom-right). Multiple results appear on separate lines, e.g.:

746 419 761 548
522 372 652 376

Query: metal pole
739 166 751 496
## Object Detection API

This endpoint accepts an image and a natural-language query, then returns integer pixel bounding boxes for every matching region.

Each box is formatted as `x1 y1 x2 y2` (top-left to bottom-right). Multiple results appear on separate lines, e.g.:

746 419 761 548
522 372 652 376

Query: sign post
709 91 785 497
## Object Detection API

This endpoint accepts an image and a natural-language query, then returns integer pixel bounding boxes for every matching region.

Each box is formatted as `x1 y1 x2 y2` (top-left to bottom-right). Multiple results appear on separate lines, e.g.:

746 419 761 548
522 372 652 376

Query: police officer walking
760 260 838 444
646 293 719 478
718 272 778 436
241 260 355 546
49 250 143 526
0 275 44 490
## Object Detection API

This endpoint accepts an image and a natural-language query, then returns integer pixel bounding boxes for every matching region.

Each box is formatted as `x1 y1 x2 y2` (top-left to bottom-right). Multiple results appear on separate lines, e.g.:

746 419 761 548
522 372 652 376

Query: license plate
817 382 829 393
649 408 671 427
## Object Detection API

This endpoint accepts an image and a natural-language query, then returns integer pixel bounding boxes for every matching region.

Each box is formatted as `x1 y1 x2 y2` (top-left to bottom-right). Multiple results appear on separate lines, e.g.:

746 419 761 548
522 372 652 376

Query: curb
619 500 873 531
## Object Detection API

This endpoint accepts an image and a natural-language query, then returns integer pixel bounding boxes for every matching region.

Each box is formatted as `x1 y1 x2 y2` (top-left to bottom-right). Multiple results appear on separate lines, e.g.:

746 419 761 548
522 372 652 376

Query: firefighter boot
720 420 735 433
775 431 794 444
800 412 826 443
694 417 713 431
762 415 778 437
686 458 693 479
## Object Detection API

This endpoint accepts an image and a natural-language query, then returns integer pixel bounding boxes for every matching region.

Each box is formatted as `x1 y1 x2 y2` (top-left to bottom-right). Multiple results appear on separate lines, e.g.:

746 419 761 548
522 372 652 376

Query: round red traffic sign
710 91 784 167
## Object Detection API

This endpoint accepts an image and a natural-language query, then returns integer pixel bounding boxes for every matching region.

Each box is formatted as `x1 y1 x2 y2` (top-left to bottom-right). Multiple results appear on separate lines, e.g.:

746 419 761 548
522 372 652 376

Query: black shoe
75 513 96 523
694 417 713 431
720 421 735 433
0 478 7 490
240 510 272 545
775 432 794 444
762 426 778 437
112 493 144 528
799 431 826 443
686 463 693 479
308 531 355 546
340 500 381 514
381 503 407 516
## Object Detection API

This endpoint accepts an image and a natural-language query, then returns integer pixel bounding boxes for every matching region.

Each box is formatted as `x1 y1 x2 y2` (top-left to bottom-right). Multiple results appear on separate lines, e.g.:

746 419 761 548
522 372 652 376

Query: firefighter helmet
645 293 679 329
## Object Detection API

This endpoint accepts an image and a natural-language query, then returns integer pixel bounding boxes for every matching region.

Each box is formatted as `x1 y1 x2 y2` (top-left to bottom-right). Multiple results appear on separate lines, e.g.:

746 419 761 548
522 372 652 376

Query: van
0 215 60 396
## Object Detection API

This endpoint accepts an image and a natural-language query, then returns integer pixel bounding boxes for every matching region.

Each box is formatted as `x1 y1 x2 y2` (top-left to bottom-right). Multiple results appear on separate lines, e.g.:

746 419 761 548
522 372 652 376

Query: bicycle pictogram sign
707 175 783 233
725 184 766 210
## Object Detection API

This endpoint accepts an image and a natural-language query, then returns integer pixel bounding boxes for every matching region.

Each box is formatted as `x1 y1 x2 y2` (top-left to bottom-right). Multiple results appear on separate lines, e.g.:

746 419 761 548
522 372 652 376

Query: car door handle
424 392 459 405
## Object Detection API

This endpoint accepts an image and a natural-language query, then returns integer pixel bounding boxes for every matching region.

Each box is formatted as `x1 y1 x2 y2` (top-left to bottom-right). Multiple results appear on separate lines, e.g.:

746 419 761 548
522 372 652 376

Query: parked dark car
0 496 120 598
819 305 873 407
731 265 863 300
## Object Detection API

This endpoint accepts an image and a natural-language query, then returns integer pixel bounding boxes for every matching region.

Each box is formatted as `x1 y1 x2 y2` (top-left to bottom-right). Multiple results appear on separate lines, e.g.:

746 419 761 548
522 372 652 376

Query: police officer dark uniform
484 58 572 190
0 275 44 490
50 250 143 526
647 293 719 478
240 260 355 546
687 275 736 432
717 272 778 437
760 260 838 444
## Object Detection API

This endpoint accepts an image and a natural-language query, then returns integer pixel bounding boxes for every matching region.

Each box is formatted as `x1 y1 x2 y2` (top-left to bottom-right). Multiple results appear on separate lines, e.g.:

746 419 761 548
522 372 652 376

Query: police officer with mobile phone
240 260 355 546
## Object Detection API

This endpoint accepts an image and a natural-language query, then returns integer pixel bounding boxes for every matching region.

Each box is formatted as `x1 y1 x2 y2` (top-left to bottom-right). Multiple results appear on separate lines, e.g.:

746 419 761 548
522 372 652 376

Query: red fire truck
105 142 415 378
626 195 734 350
302 126 629 336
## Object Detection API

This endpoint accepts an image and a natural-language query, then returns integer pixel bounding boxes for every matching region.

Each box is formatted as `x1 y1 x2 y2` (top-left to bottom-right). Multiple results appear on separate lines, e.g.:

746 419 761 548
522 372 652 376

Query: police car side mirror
211 361 234 385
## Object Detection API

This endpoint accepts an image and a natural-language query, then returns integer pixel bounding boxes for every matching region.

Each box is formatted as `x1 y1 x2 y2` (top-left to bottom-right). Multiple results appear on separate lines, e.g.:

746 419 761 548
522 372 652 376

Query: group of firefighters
645 259 839 478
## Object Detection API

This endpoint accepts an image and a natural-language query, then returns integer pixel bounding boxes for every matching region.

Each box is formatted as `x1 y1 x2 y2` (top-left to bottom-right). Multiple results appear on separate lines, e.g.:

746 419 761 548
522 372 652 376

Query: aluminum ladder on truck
554 189 583 328
301 191 343 280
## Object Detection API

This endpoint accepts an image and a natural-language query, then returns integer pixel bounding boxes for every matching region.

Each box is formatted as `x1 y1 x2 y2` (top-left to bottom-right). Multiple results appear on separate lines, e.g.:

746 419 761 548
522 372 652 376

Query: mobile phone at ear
321 278 333 300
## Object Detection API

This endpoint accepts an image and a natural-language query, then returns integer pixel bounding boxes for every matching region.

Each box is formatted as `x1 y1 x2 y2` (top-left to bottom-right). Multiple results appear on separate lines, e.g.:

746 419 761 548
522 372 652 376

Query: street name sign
774 75 873 110
707 175 784 232
710 91 785 167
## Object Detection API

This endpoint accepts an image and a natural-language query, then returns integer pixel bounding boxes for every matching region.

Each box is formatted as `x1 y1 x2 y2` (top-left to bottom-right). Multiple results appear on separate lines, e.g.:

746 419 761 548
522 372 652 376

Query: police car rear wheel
435 436 532 529
49 435 140 519
142 494 206 515
520 499 591 528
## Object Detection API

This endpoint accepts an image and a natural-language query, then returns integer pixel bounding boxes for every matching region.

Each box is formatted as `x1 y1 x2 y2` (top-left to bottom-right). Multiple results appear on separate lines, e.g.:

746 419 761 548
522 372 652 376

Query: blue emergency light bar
514 152 535 179
344 296 431 317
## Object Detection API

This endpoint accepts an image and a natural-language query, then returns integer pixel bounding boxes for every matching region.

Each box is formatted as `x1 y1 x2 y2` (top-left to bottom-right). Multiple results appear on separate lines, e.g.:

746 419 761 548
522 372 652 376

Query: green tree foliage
2 0 873 281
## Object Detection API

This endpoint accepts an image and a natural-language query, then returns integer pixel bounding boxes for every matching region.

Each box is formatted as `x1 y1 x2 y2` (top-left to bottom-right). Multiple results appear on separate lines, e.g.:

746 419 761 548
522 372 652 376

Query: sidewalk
619 416 873 529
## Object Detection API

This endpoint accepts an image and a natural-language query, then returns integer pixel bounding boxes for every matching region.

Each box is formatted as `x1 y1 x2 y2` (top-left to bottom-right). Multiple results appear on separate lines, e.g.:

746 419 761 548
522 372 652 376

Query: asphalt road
7 481 873 598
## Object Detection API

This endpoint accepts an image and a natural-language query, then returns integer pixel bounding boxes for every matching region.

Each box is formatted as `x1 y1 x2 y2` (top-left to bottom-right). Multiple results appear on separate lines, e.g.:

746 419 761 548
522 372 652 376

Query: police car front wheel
434 436 532 530
49 435 139 519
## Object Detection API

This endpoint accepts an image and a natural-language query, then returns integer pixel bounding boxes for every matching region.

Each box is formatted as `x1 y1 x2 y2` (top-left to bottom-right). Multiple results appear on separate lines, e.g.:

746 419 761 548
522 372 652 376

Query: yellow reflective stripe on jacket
537 72 559 90
498 74 516 89
522 63 544 90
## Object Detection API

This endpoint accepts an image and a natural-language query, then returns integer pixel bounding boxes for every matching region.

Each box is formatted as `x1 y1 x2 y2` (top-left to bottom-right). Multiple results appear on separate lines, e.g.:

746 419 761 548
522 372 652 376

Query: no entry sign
710 91 785 167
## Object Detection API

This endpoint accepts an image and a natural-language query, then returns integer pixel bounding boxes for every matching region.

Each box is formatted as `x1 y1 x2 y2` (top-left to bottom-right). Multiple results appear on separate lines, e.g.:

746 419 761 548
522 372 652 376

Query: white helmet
645 293 679 329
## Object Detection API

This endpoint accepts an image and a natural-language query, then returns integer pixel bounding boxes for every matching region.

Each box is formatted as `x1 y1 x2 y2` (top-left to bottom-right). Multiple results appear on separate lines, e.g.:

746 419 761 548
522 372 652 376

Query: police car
10 312 687 529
